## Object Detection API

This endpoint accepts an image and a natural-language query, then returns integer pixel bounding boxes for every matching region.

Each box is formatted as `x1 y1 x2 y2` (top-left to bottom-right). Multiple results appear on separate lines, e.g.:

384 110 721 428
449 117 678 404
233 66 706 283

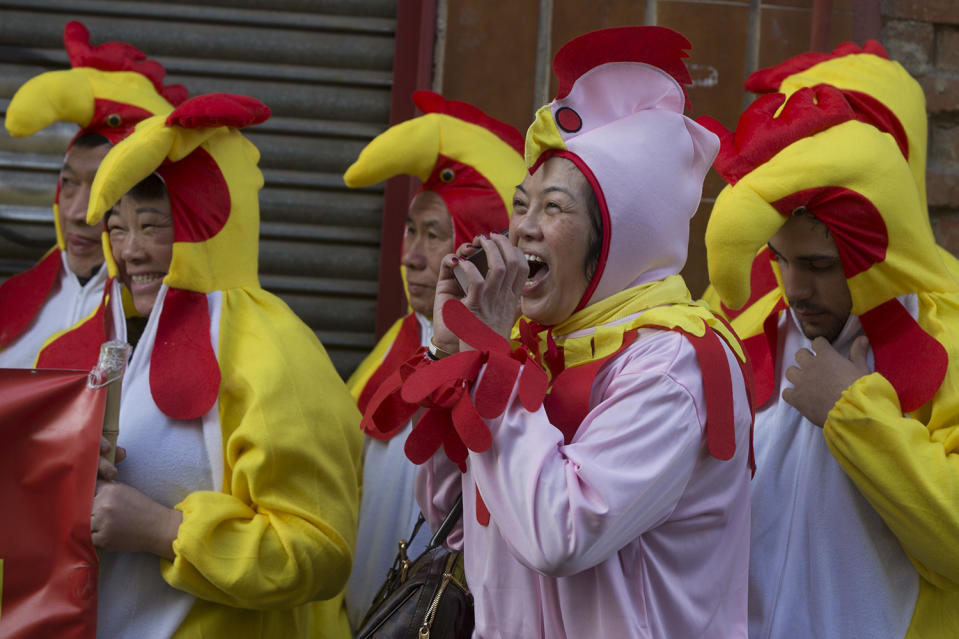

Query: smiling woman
510 156 594 326
106 174 174 316
391 27 757 639
42 93 363 639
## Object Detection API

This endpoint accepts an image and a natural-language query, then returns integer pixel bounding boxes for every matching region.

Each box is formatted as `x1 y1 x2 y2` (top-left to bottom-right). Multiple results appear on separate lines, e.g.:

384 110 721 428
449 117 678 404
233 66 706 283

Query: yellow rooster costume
41 93 362 638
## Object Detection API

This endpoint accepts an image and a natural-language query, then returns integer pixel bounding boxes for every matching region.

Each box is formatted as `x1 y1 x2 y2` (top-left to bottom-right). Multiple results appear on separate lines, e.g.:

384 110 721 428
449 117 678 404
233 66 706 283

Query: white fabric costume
0 253 105 368
748 302 919 639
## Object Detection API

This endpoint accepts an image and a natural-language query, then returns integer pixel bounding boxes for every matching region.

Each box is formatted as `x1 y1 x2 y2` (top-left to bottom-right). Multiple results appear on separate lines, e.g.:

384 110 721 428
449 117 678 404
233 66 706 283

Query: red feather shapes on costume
859 299 948 414
360 351 431 440
402 354 486 470
166 94 270 130
413 90 524 154
358 313 422 416
552 26 693 104
680 326 738 461
475 484 491 527
712 314 757 474
745 40 889 94
150 289 220 420
699 85 858 185
63 21 188 106
364 299 549 472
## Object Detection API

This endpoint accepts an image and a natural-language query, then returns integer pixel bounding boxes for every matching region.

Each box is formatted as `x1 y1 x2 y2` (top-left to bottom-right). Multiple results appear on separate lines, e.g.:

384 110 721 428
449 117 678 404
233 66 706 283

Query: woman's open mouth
524 253 549 293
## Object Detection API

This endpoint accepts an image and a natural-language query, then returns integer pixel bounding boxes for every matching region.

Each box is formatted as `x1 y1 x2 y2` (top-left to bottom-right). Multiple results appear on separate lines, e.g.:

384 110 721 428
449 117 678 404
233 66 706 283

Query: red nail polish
451 256 460 264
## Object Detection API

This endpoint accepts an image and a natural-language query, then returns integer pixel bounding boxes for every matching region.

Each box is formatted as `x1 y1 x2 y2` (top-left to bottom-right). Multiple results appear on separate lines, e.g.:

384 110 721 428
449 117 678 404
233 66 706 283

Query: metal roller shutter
0 0 399 377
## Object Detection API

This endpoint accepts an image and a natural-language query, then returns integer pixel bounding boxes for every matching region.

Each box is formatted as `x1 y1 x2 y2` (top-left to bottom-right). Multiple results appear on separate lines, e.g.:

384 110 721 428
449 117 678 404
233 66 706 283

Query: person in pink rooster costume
363 26 754 638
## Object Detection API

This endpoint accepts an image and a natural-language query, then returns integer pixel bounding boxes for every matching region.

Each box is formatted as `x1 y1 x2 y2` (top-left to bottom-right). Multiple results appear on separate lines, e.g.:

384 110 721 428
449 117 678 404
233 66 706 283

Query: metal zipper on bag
418 553 458 639
398 539 411 582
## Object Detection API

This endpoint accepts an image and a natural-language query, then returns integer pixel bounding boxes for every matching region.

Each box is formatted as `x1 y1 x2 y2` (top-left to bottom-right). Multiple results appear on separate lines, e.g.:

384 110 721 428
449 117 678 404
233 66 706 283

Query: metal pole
431 0 448 93
533 0 554 112
743 0 762 110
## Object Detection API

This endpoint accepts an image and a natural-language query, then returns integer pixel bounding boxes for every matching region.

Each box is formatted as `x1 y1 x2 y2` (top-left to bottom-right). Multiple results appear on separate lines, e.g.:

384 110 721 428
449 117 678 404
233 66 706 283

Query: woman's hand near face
431 234 527 353
430 242 475 354
91 480 182 561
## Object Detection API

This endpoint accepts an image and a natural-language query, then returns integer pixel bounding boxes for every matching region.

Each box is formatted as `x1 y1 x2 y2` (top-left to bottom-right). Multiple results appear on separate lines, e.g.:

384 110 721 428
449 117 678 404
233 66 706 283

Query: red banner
0 369 105 639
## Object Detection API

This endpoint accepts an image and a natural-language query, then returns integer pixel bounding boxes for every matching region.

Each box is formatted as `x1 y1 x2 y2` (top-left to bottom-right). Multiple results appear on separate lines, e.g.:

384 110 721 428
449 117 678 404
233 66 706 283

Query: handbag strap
425 493 463 551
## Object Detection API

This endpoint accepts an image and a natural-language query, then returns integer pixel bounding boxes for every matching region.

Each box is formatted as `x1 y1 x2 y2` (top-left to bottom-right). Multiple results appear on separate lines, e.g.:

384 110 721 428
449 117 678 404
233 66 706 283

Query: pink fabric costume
410 27 754 639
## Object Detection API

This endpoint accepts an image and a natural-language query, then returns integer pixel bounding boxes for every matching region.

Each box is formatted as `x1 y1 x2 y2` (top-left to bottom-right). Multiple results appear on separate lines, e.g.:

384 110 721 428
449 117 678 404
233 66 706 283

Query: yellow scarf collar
514 274 746 373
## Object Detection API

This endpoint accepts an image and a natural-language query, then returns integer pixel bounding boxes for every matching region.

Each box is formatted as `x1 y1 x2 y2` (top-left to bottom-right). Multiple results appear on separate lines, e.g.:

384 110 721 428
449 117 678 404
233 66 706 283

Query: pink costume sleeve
414 436 466 551
464 329 710 576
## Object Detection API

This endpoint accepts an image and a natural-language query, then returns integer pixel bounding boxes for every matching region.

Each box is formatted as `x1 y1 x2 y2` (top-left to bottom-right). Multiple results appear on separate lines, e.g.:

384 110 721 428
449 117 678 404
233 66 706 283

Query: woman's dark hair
72 132 110 149
104 174 168 221
584 184 603 281
128 173 168 201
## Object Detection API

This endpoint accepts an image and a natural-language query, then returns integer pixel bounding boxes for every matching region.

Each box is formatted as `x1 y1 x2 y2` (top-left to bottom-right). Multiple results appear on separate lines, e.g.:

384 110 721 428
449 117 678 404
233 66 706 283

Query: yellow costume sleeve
161 289 362 636
824 372 959 588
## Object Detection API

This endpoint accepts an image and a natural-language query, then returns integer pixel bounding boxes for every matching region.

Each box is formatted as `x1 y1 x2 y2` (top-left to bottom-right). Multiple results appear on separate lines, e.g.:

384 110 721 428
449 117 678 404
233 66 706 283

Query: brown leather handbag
355 495 474 639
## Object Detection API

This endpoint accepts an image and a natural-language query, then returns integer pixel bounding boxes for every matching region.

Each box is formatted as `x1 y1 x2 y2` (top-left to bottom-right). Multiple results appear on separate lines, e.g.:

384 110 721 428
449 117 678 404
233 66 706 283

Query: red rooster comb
746 40 890 94
165 93 270 130
698 85 859 185
552 26 693 104
64 21 188 106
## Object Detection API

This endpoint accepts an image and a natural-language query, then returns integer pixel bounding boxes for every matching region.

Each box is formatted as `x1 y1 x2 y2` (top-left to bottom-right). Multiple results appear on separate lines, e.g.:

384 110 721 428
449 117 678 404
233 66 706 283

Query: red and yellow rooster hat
5 21 186 251
0 21 184 354
344 90 524 247
703 84 957 412
746 41 928 209
37 93 271 419
701 41 956 329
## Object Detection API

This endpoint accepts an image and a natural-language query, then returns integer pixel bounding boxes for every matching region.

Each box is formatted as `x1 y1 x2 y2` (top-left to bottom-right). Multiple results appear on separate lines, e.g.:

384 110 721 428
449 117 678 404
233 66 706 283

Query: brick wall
882 1 959 255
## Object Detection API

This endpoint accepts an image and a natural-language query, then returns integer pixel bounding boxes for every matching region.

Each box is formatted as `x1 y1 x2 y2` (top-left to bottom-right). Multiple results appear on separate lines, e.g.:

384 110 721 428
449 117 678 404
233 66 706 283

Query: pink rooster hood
525 26 719 308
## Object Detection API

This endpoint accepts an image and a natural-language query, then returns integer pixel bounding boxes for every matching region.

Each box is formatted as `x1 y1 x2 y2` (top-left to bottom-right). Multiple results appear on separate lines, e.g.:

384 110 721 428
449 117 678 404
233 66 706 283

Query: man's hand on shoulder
782 336 871 427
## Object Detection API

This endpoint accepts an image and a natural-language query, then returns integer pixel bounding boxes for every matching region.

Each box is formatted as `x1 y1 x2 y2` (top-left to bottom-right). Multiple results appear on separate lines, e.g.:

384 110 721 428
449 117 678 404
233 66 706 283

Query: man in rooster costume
42 92 363 637
340 90 525 628
701 57 959 637
0 21 185 368
702 41 959 321
362 27 754 638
